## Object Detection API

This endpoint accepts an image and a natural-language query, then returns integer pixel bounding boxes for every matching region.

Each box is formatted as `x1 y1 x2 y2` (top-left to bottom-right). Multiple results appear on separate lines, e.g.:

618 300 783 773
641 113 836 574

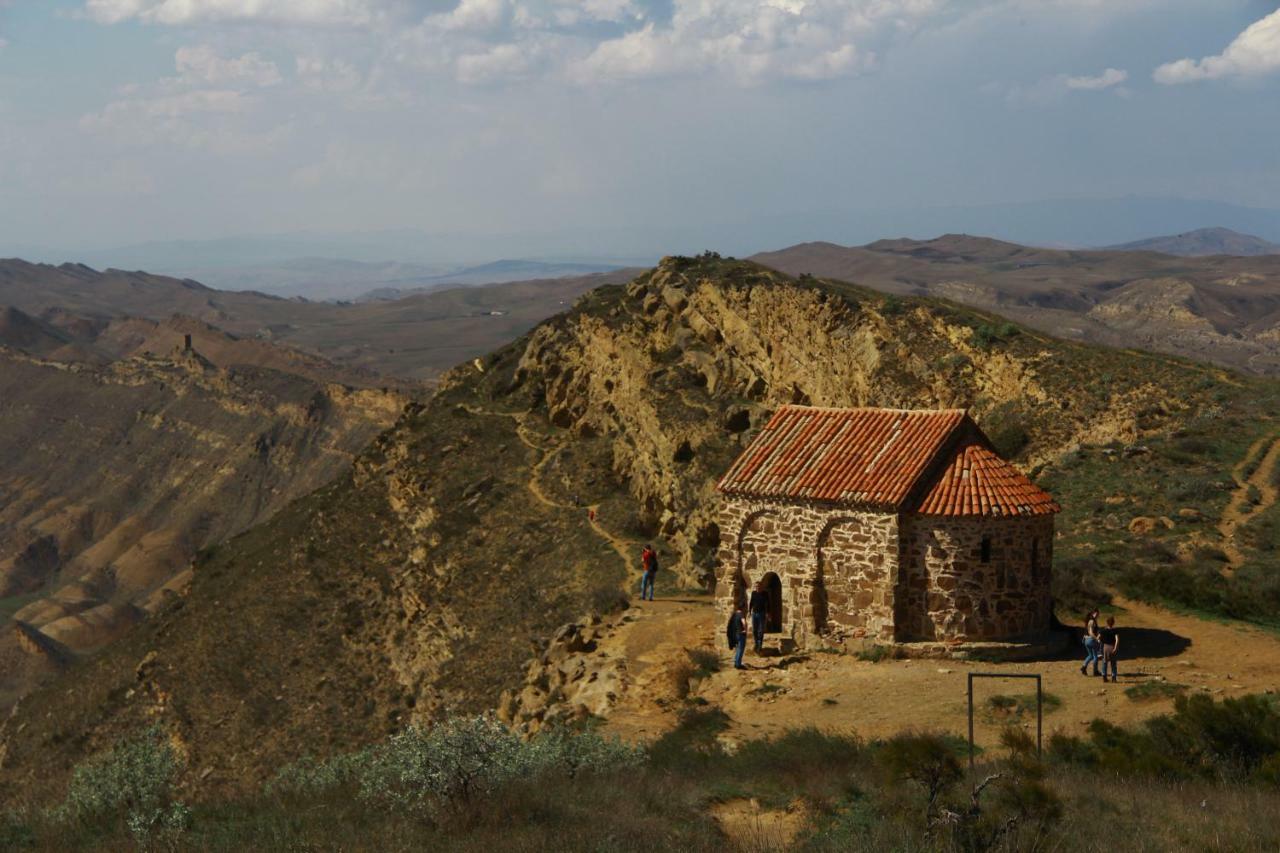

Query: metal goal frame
966 671 1043 768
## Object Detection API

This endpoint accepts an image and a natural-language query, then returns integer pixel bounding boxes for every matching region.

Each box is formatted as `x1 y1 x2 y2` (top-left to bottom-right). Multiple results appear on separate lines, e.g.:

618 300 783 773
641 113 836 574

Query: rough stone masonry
714 406 1059 649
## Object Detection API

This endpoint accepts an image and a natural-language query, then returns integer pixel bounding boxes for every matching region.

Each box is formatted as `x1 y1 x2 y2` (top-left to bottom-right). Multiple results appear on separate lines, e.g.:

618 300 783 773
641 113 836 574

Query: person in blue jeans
1081 609 1102 676
748 581 769 652
639 544 657 601
1100 616 1121 682
726 607 748 669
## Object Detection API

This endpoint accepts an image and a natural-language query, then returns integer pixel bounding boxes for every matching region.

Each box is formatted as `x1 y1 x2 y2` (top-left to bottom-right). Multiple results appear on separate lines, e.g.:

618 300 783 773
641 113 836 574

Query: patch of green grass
983 692 1062 723
1124 682 1188 703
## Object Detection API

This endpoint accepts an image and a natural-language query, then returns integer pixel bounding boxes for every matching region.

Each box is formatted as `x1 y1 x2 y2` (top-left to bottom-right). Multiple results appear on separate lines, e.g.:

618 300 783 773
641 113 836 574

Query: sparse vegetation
983 692 1062 723
49 726 190 844
1124 681 1188 703
5 698 1280 850
856 643 904 663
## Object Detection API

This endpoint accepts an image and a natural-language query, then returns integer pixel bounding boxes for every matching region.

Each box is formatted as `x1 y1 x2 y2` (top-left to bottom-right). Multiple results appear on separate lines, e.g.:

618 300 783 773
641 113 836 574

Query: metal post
967 673 975 769
1036 674 1043 758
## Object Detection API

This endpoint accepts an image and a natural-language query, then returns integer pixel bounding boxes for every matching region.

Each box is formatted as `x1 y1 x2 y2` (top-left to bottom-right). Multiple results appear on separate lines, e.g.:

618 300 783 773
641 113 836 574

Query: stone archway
761 571 783 632
815 516 865 636
733 509 779 611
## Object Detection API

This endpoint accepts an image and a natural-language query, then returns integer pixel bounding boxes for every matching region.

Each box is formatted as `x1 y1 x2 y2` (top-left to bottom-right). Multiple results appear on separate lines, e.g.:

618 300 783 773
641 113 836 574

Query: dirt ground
597 593 1280 753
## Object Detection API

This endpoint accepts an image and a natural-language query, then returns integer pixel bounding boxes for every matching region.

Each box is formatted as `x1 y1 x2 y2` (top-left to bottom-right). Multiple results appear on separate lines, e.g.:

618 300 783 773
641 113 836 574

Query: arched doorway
762 571 783 632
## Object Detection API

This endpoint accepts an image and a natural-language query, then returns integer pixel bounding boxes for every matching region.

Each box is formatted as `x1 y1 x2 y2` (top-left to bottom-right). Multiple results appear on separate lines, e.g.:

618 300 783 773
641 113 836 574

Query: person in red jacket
639 545 657 601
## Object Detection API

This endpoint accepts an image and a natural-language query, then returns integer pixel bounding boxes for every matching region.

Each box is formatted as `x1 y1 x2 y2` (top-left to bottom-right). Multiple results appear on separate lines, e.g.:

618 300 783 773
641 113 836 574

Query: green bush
52 726 189 843
270 715 643 818
1119 561 1280 625
971 322 1020 349
1050 694 1280 783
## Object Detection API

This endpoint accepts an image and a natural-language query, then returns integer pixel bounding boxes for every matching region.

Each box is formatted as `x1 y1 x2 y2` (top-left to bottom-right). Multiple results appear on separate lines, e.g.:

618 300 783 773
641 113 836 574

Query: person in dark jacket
748 581 769 652
1100 616 1121 682
726 607 748 669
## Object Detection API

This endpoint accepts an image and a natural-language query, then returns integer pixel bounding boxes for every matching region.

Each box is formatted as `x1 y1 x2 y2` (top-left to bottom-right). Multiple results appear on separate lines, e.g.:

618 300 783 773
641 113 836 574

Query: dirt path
595 596 720 742
460 401 638 573
1219 432 1280 570
597 595 1280 753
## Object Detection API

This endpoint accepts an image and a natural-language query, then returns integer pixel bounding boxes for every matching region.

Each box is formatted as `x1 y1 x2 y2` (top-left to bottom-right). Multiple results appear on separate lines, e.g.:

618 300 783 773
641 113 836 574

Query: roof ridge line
776 404 967 414
898 413 975 513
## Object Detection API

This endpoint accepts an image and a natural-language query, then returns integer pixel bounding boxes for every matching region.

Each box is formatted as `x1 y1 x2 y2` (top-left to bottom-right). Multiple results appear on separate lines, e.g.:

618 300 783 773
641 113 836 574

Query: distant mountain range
13 196 1280 276
179 258 629 301
1102 227 1280 257
0 259 636 382
751 233 1280 374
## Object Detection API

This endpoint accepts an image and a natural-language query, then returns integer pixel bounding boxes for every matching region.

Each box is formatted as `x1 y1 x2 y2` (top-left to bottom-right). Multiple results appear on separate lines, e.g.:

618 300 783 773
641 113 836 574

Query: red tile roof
915 441 1060 517
717 405 1058 517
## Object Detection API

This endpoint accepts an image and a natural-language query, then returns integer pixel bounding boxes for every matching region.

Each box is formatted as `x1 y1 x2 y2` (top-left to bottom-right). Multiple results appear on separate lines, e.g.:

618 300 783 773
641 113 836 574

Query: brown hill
750 236 1280 372
0 259 636 382
1104 227 1280 256
0 327 403 708
4 256 1276 805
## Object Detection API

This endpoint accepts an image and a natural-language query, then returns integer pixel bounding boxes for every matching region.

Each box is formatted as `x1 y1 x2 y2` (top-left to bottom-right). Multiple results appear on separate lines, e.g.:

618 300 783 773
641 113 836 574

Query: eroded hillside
2 256 1275 805
0 328 403 707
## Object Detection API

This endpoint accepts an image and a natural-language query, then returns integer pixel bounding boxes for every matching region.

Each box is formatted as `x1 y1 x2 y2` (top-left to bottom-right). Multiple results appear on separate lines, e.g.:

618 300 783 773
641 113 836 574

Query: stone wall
898 514 1054 641
715 497 899 645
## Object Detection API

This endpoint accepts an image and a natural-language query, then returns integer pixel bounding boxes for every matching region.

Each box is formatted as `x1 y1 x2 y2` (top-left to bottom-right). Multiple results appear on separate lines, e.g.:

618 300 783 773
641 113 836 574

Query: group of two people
1081 609 1120 682
725 581 772 670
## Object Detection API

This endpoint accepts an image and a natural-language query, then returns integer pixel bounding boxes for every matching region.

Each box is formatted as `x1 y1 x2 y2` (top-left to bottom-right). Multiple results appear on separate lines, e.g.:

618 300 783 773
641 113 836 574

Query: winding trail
1218 431 1280 571
460 401 638 574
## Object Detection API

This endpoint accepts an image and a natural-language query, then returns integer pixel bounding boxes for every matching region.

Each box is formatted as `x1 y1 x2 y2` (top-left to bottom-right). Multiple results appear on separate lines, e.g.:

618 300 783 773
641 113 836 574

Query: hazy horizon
3 1 1280 268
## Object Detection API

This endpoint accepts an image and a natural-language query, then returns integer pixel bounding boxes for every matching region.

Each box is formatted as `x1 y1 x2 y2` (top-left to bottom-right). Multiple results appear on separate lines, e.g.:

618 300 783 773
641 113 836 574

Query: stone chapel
715 405 1060 647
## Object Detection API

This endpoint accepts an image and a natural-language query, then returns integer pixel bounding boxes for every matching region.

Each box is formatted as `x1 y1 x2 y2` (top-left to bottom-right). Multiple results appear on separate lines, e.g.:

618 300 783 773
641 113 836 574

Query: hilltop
1104 226 1280 256
752 235 1280 373
4 256 1280 805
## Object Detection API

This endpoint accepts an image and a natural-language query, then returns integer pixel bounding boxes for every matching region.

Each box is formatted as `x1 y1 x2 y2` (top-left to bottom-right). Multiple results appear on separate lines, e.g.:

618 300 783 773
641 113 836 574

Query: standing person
726 606 748 670
748 581 769 653
1081 609 1102 676
639 545 657 601
1100 616 1120 683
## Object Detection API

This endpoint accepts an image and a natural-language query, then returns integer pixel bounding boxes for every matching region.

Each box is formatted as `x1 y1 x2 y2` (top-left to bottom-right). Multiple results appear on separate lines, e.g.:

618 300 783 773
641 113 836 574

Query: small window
980 536 992 563
1031 537 1040 575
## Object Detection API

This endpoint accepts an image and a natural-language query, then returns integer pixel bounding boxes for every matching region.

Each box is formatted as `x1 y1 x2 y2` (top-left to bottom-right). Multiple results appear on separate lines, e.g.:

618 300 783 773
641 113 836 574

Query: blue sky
1 1 1278 260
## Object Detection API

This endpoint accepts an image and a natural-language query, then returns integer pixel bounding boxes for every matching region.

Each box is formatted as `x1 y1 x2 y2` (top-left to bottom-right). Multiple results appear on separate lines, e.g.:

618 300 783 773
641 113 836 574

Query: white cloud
176 45 282 87
83 0 391 26
1064 67 1127 90
456 42 537 83
567 0 930 84
83 89 250 126
80 81 291 155
296 56 364 93
1154 9 1280 84
86 1 950 86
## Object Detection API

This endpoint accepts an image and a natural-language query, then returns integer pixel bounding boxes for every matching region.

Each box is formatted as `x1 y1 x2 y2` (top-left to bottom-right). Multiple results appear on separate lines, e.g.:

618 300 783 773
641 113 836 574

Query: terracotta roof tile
915 441 1059 517
717 405 1060 517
